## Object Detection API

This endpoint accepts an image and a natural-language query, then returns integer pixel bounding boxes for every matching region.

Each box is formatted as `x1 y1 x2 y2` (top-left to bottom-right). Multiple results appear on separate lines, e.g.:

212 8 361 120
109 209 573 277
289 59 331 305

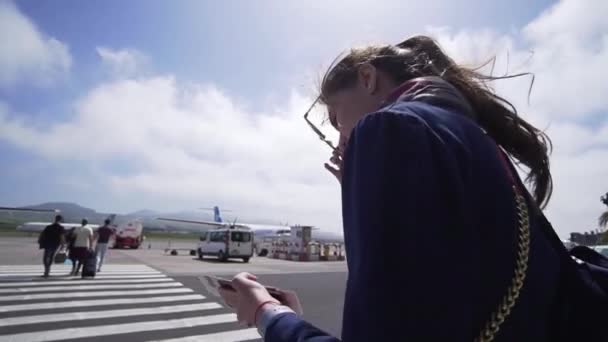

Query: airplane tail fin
107 214 117 224
214 206 222 223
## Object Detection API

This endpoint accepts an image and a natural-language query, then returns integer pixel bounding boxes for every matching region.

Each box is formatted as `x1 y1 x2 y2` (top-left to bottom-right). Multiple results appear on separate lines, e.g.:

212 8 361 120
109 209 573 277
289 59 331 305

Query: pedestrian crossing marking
0 271 161 277
0 264 261 341
0 294 206 313
0 287 193 301
0 277 174 287
0 314 239 342
151 328 261 342
0 265 153 269
0 274 169 281
0 302 222 327
0 266 157 272
0 281 183 293
0 270 161 274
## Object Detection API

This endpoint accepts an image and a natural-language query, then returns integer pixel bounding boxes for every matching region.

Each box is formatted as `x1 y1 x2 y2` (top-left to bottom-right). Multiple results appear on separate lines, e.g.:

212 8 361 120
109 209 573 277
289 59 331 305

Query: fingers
324 163 339 175
325 137 344 183
329 152 342 166
338 134 348 151
280 290 303 315
242 272 257 281
329 145 343 170
332 146 343 159
231 272 259 291
218 287 238 308
233 272 257 281
225 272 279 326
324 163 342 183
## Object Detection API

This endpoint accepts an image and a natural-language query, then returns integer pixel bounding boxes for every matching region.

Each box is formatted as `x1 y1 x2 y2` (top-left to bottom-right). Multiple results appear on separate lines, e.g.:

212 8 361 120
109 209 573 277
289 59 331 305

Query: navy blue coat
266 78 562 341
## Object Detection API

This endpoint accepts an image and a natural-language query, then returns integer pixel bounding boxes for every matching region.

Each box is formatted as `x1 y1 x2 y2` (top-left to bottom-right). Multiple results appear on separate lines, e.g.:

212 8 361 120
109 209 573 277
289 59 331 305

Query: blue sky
6 0 553 113
1 0 607 237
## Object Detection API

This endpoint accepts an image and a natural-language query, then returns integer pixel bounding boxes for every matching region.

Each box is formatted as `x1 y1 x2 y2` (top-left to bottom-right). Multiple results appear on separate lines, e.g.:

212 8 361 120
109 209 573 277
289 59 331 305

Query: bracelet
257 305 296 338
254 300 280 326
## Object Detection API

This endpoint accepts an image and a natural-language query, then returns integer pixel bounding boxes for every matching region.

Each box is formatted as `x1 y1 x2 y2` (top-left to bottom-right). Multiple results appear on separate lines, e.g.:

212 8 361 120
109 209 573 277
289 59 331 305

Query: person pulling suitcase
71 219 94 276
82 248 97 278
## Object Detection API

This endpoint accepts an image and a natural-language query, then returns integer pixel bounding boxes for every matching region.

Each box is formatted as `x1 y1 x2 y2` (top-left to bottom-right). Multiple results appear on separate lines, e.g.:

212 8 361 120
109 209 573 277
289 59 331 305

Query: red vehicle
112 220 144 249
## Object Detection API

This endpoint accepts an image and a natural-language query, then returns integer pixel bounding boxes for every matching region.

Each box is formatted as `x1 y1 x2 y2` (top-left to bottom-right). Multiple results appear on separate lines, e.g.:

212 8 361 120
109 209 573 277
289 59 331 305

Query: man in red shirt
94 219 114 272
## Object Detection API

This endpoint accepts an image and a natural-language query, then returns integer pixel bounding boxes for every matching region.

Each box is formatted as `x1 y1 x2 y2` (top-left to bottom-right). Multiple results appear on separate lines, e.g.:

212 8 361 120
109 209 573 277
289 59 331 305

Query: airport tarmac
0 236 347 341
1 237 348 275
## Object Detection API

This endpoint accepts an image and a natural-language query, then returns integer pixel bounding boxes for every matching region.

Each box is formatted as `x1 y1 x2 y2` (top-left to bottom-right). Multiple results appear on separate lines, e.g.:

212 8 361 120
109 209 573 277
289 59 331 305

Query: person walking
38 215 65 278
70 218 94 276
94 219 114 272
66 227 79 275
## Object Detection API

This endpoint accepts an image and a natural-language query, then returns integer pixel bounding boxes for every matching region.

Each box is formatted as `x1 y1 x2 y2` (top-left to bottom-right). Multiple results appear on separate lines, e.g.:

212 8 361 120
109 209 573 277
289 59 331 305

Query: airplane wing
156 217 249 229
0 207 59 213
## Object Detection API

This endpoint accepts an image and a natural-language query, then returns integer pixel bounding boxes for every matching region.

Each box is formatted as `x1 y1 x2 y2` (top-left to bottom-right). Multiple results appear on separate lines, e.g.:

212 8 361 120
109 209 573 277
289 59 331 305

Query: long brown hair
320 35 552 208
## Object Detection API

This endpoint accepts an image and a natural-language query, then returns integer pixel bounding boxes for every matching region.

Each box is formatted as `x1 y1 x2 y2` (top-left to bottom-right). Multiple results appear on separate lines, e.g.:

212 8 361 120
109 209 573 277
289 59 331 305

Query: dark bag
81 249 97 278
54 250 67 264
38 230 47 249
534 213 608 341
499 149 608 341
67 230 77 252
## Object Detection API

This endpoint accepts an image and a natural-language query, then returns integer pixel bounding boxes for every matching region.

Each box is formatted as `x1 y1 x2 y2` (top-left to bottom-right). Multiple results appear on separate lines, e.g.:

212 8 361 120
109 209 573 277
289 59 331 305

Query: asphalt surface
0 237 347 341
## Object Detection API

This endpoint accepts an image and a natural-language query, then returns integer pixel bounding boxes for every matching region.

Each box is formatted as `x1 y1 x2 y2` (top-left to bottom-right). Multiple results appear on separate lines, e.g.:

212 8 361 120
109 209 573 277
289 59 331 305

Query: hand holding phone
200 275 303 315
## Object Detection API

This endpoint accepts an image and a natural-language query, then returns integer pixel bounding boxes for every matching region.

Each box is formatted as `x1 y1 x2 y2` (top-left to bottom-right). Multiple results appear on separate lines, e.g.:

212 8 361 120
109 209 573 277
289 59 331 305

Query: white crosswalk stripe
0 267 158 272
0 266 153 270
0 271 161 277
151 328 261 342
0 294 206 313
0 274 169 281
0 314 239 342
0 287 193 301
0 281 183 293
0 264 261 342
0 278 175 288
0 303 223 327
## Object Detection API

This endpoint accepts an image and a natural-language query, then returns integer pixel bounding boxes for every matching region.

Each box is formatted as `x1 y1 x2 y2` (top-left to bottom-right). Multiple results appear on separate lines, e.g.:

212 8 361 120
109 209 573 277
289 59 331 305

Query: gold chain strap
475 186 531 342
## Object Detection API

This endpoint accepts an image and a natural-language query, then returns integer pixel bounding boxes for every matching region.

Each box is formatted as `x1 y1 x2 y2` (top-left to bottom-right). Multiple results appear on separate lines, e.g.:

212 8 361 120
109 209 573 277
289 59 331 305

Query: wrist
254 300 280 327
256 303 296 338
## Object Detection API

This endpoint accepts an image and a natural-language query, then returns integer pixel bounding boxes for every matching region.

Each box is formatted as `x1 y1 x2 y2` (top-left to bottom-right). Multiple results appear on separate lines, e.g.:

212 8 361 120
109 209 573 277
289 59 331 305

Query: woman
220 36 576 341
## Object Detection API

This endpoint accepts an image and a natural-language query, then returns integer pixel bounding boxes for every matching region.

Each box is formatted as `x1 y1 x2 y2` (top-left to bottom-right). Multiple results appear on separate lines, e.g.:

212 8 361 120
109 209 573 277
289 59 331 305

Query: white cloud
96 47 148 78
429 0 608 236
0 0 607 237
429 0 608 123
520 0 608 120
0 1 71 87
0 76 342 230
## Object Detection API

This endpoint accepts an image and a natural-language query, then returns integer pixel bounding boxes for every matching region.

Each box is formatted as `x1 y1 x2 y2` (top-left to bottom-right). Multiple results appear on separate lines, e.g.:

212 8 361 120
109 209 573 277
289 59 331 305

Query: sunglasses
303 96 338 151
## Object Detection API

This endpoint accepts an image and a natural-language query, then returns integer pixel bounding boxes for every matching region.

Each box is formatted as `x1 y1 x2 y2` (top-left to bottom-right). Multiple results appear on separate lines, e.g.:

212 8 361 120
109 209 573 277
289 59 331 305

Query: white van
197 227 254 262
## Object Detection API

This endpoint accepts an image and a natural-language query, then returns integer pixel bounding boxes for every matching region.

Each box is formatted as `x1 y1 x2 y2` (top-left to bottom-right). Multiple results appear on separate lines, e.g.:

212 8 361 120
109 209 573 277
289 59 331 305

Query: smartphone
200 275 304 315
200 275 283 298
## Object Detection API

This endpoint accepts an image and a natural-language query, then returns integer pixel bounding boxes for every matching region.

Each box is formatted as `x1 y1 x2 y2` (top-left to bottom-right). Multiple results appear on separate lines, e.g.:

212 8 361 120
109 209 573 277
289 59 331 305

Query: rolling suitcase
82 249 97 278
